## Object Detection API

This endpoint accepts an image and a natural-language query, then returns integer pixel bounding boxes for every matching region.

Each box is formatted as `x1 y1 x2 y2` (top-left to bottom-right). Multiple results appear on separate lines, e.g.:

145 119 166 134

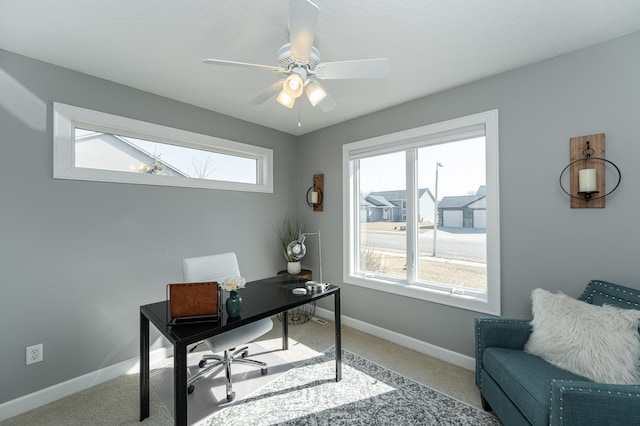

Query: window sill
344 274 500 316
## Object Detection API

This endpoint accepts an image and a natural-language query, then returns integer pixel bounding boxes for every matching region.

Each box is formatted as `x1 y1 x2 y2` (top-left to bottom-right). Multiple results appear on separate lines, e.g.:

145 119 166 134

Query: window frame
53 102 273 193
343 110 500 315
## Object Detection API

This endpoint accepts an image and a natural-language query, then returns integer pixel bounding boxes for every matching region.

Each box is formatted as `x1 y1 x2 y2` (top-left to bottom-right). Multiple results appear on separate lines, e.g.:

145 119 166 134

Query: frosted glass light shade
282 74 304 98
305 80 327 106
276 90 295 109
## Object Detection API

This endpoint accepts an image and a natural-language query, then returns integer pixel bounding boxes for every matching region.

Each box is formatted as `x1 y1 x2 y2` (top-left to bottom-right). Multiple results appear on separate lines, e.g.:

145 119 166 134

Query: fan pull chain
297 105 302 127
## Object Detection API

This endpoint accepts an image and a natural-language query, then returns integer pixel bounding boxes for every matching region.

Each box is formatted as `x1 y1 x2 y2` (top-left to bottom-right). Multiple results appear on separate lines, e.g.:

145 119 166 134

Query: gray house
437 186 486 228
362 188 435 223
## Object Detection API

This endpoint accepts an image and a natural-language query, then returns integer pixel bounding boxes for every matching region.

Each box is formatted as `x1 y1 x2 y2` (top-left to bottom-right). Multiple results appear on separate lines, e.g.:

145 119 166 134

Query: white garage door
443 210 463 227
473 210 486 228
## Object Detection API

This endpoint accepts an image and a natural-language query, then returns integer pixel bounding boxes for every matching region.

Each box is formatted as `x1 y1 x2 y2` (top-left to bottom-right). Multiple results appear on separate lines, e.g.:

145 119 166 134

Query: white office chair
183 252 273 402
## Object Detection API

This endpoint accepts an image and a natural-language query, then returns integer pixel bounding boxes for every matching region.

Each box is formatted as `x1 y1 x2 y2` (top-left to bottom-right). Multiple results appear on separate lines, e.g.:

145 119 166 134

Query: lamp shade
305 80 327 106
282 73 304 98
276 90 295 109
287 237 306 261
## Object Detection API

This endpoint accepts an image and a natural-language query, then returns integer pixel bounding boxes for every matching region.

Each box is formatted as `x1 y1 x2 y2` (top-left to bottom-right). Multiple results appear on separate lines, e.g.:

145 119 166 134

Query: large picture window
54 103 273 193
343 110 500 315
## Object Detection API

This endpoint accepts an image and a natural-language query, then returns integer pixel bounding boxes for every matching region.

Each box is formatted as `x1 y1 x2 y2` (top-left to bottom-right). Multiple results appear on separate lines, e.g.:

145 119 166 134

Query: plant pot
287 261 302 275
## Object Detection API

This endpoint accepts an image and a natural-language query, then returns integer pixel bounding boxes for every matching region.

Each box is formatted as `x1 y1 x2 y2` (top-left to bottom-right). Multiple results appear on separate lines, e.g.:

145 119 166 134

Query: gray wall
0 50 297 403
297 32 640 357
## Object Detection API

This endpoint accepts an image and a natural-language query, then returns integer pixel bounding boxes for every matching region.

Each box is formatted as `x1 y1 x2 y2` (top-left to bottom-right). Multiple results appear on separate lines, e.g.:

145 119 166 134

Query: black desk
139 275 341 426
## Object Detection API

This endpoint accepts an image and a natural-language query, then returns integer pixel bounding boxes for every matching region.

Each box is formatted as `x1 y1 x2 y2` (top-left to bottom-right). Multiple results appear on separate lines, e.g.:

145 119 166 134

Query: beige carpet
0 373 172 426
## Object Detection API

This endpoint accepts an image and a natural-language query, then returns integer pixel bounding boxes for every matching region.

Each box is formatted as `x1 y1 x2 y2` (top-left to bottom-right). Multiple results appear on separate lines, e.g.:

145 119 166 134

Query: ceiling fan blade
289 0 319 62
318 93 337 112
314 58 390 80
250 80 285 105
202 58 287 74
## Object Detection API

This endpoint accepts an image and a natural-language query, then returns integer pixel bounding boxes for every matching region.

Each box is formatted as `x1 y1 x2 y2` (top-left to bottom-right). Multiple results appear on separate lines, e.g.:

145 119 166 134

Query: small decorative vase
287 261 301 275
226 291 243 317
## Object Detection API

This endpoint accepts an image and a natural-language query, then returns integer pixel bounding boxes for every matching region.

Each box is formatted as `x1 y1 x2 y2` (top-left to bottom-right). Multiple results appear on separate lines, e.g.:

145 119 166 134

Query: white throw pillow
524 288 640 384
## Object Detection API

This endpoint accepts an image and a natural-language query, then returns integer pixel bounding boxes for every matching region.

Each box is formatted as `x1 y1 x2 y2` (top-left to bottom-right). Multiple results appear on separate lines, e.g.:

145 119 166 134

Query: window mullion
352 159 361 275
406 149 418 284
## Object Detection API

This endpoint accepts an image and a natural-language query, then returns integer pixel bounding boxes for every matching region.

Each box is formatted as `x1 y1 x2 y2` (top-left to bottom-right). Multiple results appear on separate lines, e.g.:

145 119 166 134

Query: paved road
361 228 486 262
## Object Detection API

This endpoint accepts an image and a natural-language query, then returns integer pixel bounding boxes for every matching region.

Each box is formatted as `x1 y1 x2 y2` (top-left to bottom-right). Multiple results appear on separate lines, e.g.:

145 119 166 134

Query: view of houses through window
357 137 487 293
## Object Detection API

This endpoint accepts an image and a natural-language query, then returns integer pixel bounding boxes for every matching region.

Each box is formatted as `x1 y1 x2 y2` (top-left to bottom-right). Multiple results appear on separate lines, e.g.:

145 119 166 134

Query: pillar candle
578 168 597 192
311 191 319 204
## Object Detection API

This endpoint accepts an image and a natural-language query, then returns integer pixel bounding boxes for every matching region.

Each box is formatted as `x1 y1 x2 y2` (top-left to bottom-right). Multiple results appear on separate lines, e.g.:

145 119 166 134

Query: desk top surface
141 275 339 345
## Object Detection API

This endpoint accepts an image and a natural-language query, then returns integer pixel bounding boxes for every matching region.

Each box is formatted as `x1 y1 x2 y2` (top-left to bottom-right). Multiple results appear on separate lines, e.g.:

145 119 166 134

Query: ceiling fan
202 0 390 112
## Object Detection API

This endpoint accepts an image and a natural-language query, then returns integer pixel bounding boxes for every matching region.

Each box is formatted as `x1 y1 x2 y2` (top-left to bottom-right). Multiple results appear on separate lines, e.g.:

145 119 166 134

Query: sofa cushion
524 288 640 384
483 347 589 426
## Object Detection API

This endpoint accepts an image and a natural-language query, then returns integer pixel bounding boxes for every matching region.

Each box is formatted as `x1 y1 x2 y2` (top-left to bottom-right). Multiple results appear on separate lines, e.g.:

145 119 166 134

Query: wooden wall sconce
559 133 621 208
306 173 324 212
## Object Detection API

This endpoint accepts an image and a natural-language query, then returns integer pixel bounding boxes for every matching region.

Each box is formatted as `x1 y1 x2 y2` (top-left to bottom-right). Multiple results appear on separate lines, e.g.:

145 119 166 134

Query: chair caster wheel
198 360 207 368
241 351 249 358
261 367 268 376
227 392 235 402
187 385 195 395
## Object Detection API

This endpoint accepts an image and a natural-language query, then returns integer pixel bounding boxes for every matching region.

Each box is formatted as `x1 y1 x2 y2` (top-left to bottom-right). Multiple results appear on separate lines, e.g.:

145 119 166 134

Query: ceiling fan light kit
202 0 390 113
305 81 327 106
276 91 296 109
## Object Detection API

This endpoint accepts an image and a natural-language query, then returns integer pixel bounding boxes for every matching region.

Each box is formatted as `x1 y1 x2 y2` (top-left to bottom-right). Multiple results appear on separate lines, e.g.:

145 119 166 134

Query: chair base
187 346 267 402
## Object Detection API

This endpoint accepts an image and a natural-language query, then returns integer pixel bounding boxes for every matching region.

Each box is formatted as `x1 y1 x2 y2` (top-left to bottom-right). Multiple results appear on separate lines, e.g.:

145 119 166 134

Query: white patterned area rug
203 347 500 426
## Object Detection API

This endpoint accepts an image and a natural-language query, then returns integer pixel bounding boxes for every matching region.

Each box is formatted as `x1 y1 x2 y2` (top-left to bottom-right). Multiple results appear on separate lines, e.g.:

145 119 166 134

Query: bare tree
190 155 216 179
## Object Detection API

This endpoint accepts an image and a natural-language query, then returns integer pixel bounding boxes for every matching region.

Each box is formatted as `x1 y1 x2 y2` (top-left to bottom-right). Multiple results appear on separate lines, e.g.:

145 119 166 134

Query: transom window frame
53 102 273 193
342 110 500 315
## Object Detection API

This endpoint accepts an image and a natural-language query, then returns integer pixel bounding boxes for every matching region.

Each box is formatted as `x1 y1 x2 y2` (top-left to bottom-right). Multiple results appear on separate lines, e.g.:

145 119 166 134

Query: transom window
343 110 500 315
54 103 273 193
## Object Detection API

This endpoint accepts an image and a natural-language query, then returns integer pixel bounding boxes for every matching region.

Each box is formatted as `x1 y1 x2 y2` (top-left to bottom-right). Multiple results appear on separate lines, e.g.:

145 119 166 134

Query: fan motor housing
278 43 320 71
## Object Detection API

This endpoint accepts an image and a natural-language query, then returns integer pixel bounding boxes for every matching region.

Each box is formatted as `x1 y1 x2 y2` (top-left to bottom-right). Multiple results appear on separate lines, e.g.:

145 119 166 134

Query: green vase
226 290 243 317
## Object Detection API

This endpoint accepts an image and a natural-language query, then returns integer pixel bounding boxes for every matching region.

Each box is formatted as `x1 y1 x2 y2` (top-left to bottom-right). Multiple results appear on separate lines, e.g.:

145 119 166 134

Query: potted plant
276 218 304 274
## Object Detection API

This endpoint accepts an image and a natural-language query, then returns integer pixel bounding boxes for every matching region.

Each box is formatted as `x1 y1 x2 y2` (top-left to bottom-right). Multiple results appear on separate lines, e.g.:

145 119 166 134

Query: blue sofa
475 280 640 425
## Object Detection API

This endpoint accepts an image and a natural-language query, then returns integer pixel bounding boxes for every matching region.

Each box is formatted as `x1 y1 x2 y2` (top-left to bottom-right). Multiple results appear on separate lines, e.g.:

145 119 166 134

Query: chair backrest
183 252 241 283
580 279 640 311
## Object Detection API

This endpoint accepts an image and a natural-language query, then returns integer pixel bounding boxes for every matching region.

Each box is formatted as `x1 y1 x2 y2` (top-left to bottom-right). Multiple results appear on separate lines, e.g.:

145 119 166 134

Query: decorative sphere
287 241 306 261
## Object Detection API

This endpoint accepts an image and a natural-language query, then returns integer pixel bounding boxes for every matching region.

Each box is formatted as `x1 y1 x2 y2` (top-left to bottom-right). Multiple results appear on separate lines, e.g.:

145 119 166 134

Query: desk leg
282 310 289 350
335 290 342 382
139 312 150 421
174 342 188 426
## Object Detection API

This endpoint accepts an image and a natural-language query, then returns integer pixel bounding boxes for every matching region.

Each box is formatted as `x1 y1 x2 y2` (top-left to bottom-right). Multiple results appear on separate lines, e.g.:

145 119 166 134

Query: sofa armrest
474 317 532 387
550 380 640 425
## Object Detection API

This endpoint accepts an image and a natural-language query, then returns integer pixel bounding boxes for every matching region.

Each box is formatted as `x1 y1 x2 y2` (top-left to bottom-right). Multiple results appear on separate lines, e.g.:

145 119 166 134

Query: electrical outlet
26 344 43 365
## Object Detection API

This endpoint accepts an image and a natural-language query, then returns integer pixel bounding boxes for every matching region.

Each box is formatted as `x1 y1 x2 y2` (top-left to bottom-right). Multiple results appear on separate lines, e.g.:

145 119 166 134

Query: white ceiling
2 1 640 136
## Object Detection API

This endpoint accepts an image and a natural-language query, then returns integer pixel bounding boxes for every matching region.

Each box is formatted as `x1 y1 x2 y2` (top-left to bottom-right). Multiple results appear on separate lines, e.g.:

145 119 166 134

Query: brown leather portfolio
167 281 221 324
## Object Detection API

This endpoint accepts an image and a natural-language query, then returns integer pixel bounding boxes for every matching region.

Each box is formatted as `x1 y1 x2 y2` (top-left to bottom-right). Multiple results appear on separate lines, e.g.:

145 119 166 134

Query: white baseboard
0 347 172 422
314 307 476 371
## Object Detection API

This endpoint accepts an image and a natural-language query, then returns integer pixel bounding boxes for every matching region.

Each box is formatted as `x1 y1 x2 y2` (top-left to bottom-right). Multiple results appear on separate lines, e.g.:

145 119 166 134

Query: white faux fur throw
524 288 640 384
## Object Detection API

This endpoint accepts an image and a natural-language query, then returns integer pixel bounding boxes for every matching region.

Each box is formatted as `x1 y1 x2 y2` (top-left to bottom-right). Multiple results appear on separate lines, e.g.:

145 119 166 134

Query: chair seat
483 347 590 425
205 317 273 352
